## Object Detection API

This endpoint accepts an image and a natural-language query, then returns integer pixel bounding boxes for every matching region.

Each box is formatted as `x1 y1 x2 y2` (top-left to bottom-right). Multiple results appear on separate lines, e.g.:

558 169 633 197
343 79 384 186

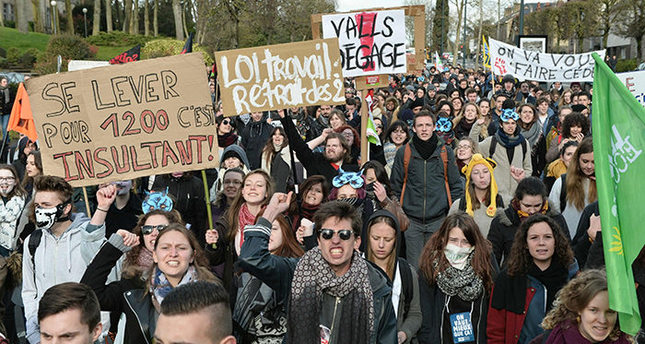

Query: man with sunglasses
238 193 397 344
23 176 117 344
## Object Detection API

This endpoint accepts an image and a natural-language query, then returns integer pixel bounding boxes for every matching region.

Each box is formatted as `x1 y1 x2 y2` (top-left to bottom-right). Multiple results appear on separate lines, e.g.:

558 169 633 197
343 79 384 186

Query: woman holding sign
417 213 497 344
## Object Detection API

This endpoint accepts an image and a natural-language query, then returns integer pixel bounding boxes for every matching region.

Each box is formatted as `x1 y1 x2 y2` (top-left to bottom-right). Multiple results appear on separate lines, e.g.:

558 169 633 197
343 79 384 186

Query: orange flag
8 83 38 142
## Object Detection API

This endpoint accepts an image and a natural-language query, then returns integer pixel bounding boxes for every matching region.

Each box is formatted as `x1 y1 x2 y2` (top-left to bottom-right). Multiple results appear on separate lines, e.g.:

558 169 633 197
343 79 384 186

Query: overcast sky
335 0 406 12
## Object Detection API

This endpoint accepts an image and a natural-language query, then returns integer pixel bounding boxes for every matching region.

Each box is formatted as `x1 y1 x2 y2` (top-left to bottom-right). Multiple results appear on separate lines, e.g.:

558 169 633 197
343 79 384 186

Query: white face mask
34 207 59 231
0 179 15 196
444 243 475 270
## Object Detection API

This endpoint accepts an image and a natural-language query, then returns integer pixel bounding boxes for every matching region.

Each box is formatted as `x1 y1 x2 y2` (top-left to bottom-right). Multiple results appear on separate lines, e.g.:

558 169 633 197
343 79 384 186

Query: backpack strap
489 136 497 158
440 146 452 206
398 258 414 317
400 143 412 205
28 229 43 283
559 173 567 213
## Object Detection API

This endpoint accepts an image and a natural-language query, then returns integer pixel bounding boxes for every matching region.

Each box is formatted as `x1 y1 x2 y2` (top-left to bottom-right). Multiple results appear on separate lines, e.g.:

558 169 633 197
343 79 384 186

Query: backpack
399 143 452 206
488 135 527 163
27 229 43 280
398 258 414 317
558 174 567 213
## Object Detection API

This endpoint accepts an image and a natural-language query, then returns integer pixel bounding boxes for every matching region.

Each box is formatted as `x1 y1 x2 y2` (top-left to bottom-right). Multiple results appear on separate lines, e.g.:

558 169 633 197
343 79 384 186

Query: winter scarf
150 266 197 309
528 259 568 313
413 134 438 161
512 198 549 221
435 253 484 301
521 121 542 147
495 127 525 149
287 247 373 344
238 203 257 250
136 248 154 272
218 132 238 148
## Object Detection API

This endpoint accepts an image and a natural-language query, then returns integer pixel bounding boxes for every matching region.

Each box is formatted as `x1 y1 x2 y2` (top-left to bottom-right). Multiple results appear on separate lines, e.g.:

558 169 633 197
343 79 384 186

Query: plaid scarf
287 247 373 344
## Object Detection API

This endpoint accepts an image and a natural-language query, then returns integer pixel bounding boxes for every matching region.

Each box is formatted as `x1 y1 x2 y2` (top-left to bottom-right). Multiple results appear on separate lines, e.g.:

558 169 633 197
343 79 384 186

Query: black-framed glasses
319 229 353 241
141 224 167 235
222 119 231 125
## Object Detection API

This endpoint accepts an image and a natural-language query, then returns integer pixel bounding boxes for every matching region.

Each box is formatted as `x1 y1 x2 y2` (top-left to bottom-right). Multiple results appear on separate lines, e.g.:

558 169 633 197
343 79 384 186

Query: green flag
592 52 645 335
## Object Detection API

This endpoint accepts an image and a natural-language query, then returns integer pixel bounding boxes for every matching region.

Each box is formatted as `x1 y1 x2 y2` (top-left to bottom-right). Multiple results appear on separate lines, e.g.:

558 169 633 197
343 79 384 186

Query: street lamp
82 8 88 37
50 0 57 35
519 0 525 37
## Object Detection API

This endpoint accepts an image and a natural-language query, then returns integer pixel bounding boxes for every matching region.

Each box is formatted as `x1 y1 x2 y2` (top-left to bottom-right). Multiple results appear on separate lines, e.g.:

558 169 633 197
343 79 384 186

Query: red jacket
486 284 537 344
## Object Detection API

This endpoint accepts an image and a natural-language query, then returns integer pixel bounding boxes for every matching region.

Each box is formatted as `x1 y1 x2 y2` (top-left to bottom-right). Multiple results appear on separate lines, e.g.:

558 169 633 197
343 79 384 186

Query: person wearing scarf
237 193 398 344
488 214 578 344
487 177 569 267
81 224 218 343
517 104 548 177
449 154 504 237
417 213 498 344
470 107 533 202
532 270 631 344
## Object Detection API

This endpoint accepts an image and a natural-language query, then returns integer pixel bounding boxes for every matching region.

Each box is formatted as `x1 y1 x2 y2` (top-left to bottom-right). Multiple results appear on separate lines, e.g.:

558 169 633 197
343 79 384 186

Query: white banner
67 60 110 71
322 10 406 77
617 70 645 106
488 38 605 82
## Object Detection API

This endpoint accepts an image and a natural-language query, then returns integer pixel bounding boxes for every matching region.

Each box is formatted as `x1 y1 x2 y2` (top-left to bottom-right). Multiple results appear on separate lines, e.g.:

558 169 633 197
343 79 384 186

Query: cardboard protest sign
321 9 406 77
488 38 605 82
68 60 110 71
26 53 219 187
215 38 345 116
617 70 645 106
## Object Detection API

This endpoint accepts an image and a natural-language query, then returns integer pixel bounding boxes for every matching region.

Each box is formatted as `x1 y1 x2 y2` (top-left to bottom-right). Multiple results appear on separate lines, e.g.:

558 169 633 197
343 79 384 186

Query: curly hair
506 214 574 276
541 269 625 341
418 212 495 293
561 112 590 139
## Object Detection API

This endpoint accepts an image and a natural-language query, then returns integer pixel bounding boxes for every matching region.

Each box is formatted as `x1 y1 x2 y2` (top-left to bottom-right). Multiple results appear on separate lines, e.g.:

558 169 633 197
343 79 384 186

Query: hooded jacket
366 210 422 343
390 135 464 223
241 117 273 170
238 217 398 344
209 144 251 200
22 213 107 344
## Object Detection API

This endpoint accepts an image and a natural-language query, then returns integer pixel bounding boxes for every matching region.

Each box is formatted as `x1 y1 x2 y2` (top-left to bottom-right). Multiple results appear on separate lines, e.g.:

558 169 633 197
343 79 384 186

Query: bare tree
123 0 132 32
153 0 158 36
105 0 113 32
15 0 29 32
172 0 184 40
93 0 101 35
598 0 627 48
450 0 467 63
143 0 149 35
132 0 139 34
65 0 74 33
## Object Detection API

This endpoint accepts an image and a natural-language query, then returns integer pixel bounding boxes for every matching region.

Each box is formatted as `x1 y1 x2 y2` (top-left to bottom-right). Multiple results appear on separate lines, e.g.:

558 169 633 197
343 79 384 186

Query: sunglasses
141 224 168 235
222 119 231 125
319 229 354 241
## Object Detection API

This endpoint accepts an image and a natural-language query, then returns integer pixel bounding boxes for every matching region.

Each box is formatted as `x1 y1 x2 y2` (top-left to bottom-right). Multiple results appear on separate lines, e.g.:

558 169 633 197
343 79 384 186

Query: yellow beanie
461 154 499 217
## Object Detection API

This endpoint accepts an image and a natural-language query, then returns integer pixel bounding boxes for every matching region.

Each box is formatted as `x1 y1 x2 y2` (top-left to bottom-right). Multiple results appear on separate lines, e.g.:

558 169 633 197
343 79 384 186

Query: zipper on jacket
329 297 341 337
423 160 427 224
124 292 151 344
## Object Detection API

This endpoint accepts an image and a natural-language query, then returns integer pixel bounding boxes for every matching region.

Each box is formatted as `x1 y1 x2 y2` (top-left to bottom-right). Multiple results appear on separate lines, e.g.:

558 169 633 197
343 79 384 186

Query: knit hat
461 154 499 217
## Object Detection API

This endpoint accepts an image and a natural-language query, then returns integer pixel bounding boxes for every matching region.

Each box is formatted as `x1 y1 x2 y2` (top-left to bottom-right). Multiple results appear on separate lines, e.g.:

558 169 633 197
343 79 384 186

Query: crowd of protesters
0 58 641 344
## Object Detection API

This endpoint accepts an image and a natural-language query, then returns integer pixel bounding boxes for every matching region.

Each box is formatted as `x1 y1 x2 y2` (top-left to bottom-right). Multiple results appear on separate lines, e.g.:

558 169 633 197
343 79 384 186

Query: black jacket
237 217 398 344
279 116 358 189
571 201 600 269
241 119 273 170
487 205 569 266
80 240 152 344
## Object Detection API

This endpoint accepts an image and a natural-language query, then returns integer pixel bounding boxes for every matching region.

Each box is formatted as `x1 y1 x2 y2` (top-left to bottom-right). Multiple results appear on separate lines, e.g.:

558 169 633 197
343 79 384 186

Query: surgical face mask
444 243 474 270
34 202 70 231
114 181 132 196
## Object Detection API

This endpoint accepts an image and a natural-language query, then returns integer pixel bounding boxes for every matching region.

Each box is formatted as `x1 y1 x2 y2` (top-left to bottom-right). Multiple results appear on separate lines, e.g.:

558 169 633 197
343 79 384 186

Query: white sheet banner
488 38 605 82
617 70 645 106
322 9 406 77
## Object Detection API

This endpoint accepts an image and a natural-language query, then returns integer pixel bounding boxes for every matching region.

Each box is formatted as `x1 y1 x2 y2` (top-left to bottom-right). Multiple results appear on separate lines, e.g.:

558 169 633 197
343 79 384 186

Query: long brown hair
224 170 273 244
0 164 26 199
22 151 42 187
261 126 288 168
122 209 184 279
257 210 303 258
507 214 574 276
146 224 217 291
541 269 625 341
418 213 495 292
565 137 597 211
366 215 398 279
